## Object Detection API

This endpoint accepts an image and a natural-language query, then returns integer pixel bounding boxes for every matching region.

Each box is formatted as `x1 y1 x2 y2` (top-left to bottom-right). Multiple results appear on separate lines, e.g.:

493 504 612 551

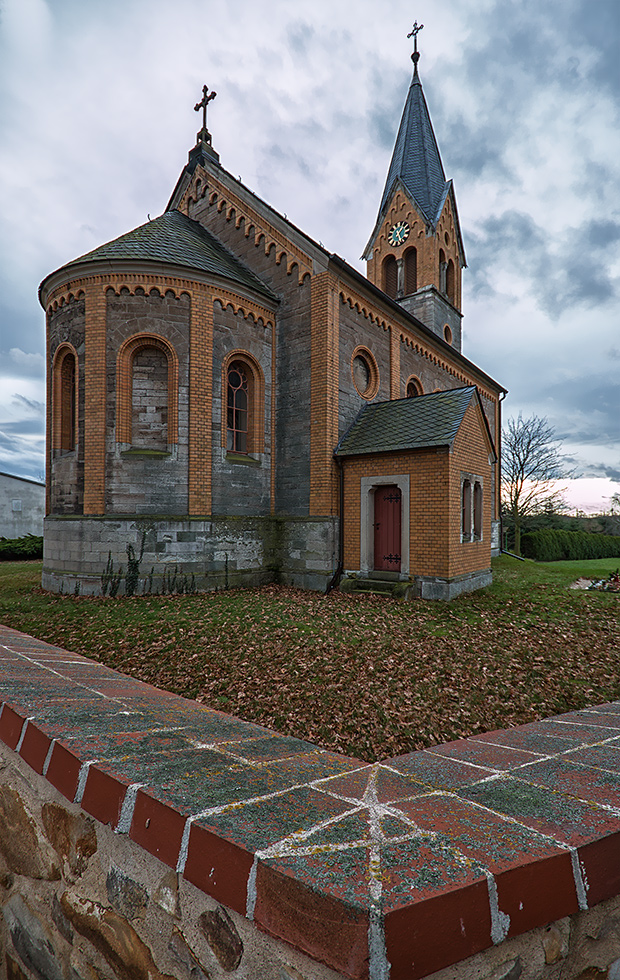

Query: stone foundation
42 515 339 596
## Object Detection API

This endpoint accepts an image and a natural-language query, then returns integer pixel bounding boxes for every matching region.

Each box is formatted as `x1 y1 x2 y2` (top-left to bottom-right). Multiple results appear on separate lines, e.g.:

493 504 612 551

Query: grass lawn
0 556 619 762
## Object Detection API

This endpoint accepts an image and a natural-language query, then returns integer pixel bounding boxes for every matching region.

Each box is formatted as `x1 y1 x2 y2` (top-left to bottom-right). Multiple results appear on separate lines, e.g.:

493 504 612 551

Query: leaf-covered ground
1 557 619 762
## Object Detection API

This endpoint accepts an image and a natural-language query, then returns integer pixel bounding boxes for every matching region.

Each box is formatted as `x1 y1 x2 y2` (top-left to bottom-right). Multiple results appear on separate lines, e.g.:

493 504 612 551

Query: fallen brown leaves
1 561 619 762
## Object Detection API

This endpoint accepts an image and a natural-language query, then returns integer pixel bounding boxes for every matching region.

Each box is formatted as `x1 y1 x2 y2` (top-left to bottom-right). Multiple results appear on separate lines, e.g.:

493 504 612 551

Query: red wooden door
373 485 402 571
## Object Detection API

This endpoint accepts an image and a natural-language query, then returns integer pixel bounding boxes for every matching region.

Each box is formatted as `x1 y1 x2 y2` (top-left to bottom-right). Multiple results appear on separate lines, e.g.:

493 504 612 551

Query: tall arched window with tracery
53 345 78 454
222 351 265 456
227 361 250 452
382 254 398 299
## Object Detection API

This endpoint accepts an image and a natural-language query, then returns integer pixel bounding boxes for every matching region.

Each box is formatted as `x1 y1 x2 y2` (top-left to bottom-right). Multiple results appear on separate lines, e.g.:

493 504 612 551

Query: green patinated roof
336 386 489 457
60 209 276 301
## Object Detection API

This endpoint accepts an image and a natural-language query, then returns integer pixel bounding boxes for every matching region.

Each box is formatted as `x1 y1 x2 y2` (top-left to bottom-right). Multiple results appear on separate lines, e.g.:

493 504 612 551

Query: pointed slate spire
377 35 448 227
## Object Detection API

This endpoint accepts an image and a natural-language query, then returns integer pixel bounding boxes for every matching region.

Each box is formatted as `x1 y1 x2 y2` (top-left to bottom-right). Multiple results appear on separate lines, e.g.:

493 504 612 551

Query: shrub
521 528 620 562
0 534 43 561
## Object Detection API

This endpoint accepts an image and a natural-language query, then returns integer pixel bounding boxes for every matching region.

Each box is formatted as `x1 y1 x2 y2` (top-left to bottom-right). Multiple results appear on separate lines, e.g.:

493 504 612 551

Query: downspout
325 454 344 594
498 390 507 553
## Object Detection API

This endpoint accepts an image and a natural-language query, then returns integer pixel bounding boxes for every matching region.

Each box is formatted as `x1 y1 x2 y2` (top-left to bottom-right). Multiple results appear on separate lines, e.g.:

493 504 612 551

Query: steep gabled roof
363 63 466 264
335 387 496 458
41 209 276 302
378 67 448 227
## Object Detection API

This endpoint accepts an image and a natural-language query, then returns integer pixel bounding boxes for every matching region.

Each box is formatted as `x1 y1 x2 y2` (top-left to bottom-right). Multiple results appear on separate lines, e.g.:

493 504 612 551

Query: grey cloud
467 210 619 315
568 0 620 95
11 394 45 418
286 22 315 56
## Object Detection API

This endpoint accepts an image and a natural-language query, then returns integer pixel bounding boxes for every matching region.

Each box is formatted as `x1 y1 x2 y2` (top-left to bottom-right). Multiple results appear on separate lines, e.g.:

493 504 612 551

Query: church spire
376 26 447 228
363 30 466 349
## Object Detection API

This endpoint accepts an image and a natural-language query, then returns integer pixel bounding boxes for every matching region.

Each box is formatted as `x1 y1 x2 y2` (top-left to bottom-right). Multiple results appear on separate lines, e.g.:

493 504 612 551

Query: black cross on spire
407 20 424 71
194 84 217 135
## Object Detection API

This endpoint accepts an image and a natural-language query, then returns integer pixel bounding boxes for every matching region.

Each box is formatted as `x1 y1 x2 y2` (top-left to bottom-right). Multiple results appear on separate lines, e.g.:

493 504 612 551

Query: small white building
0 472 45 539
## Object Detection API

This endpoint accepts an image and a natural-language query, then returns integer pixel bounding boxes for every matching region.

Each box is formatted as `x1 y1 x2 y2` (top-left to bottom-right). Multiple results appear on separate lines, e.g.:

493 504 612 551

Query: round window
351 347 379 399
352 355 370 394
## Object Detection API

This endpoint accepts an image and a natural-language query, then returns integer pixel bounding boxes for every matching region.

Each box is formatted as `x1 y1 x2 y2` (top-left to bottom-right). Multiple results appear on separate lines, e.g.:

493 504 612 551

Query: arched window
227 361 250 452
462 480 472 542
404 247 417 294
131 345 168 449
474 482 483 540
221 351 265 455
382 255 398 299
406 376 423 398
116 334 179 448
53 345 78 454
439 248 447 294
446 259 455 304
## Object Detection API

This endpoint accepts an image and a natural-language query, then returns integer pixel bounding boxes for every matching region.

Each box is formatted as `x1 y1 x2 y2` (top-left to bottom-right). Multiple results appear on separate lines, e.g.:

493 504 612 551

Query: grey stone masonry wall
274 279 312 516
399 284 462 352
42 515 338 595
189 195 316 517
0 739 345 980
0 473 45 539
338 298 391 439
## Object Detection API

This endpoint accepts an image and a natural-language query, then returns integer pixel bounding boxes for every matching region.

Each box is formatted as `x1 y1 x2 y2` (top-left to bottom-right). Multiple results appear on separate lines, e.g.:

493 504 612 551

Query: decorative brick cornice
213 288 275 329
338 288 496 404
181 164 313 284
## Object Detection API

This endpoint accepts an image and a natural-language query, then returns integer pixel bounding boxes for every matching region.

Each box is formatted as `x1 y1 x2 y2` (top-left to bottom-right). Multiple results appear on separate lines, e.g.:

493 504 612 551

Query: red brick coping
1 623 620 980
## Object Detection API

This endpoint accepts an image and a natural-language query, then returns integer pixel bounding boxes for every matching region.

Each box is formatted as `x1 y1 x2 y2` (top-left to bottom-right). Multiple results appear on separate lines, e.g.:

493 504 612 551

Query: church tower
363 25 466 351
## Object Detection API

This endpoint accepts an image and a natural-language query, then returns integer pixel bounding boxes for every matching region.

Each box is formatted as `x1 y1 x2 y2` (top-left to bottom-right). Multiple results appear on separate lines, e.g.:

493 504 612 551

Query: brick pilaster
309 273 339 516
188 287 212 515
83 286 107 515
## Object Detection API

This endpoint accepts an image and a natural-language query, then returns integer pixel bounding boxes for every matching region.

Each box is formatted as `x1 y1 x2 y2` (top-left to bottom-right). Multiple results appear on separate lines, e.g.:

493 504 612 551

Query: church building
40 36 505 600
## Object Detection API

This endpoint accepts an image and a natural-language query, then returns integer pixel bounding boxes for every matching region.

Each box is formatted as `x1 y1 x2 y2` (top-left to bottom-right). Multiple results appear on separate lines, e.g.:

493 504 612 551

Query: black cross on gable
194 85 217 132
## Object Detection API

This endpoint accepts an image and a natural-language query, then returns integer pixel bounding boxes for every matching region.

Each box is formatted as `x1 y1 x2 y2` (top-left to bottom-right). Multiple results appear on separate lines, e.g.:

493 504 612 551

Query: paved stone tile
517 756 620 808
428 739 538 770
467 724 579 755
315 764 428 805
195 785 354 852
459 774 620 847
221 734 319 763
387 749 494 788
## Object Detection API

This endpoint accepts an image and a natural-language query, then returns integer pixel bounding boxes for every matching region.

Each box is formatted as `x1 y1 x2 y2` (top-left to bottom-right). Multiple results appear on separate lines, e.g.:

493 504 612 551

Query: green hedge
0 534 43 561
521 528 620 562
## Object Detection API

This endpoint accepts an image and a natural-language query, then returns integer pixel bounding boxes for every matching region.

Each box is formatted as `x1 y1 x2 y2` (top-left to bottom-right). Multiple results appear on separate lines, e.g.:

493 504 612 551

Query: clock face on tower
388 220 410 247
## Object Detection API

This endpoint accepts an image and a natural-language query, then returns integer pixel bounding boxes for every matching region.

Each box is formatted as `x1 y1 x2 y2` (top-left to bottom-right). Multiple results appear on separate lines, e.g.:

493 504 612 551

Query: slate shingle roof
60 209 276 301
378 69 449 228
335 386 484 457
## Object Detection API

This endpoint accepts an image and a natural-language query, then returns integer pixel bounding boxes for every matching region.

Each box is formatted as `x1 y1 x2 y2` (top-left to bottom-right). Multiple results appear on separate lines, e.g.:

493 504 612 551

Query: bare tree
502 414 572 555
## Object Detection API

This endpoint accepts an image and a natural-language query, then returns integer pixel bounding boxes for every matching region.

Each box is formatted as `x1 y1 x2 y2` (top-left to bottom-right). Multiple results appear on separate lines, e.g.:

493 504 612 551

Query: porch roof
335 386 486 457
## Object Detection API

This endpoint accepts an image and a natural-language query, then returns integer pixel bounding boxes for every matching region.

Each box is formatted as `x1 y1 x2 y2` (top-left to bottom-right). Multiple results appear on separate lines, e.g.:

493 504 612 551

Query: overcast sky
1 0 618 512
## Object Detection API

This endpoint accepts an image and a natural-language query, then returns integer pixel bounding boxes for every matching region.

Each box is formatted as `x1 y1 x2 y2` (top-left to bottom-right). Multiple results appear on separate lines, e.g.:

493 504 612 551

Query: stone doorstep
2 626 620 980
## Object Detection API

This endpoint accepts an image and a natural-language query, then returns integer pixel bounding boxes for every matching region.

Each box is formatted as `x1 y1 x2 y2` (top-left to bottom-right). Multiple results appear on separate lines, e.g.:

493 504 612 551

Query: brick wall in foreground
2 623 620 980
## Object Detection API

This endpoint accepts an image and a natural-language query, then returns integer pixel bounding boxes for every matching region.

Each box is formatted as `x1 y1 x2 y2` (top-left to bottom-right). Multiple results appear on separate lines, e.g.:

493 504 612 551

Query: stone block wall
42 515 338 595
